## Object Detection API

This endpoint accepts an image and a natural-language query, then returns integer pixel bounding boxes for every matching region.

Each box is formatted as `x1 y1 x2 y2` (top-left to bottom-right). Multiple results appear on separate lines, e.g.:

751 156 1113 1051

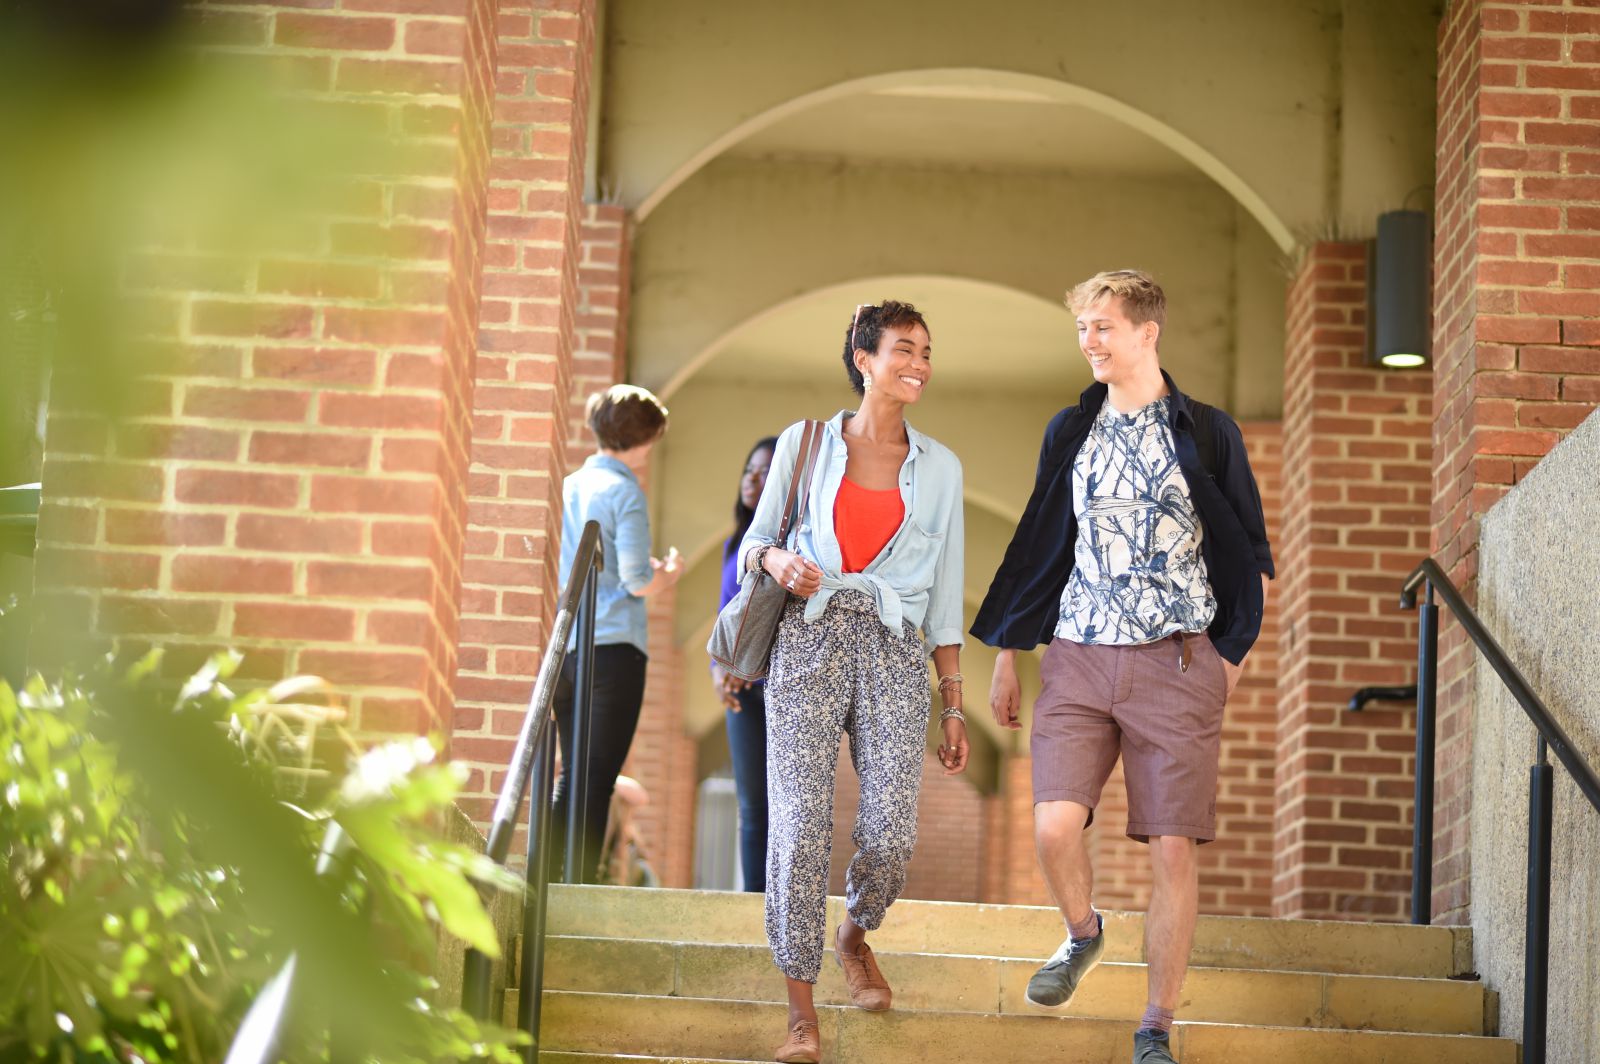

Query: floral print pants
763 590 931 983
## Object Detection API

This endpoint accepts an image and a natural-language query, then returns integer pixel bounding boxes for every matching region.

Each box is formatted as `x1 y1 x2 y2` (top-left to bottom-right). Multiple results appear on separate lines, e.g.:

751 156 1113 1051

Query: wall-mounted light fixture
1366 209 1432 369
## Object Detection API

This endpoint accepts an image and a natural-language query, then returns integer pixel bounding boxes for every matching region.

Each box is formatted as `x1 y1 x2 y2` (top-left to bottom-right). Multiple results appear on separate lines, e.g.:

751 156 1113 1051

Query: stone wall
1473 408 1600 1064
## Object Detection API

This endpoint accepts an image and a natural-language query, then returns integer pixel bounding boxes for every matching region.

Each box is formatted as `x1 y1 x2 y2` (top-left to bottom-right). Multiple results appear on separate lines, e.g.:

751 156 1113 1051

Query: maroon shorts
1031 633 1228 843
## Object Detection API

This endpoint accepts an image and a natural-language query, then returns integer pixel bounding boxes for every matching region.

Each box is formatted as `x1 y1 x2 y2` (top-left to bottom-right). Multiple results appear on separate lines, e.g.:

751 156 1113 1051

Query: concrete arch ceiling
626 63 1293 413
631 150 1288 421
664 273 1082 403
631 67 1296 255
604 0 1437 240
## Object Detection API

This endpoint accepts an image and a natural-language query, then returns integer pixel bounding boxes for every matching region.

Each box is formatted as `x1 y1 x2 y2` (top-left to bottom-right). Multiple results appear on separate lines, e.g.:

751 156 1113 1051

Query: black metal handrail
461 518 602 1057
1347 684 1417 712
1399 557 1600 1064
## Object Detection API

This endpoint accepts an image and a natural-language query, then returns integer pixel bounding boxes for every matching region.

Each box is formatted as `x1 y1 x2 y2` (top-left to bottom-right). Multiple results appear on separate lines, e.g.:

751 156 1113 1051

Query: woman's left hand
717 666 751 710
938 716 969 775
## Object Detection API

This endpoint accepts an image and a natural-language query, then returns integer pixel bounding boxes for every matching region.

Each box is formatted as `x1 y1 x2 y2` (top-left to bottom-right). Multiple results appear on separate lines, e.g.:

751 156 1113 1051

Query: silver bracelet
748 543 774 574
939 707 965 724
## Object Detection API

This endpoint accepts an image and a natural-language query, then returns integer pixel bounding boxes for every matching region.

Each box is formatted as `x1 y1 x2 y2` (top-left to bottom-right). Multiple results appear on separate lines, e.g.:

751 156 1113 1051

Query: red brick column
34 0 499 737
568 204 631 457
1273 243 1434 921
980 754 1051 906
826 746 987 903
624 585 696 888
1428 0 1600 924
451 0 596 816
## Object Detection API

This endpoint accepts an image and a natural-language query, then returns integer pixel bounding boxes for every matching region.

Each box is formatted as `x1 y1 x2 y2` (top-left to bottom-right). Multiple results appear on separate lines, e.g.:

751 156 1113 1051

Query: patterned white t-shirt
1056 396 1217 645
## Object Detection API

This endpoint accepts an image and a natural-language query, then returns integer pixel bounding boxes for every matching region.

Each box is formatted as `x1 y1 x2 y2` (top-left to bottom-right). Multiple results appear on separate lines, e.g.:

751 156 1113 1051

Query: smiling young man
971 270 1273 1064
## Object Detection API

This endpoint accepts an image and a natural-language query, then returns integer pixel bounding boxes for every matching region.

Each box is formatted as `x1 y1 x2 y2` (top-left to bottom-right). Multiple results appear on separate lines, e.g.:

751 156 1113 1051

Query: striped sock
1068 908 1100 942
1138 1002 1175 1035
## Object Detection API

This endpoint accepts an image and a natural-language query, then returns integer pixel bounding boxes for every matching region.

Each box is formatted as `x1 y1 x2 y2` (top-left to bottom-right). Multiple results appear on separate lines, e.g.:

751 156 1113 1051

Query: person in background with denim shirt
737 301 969 1064
714 435 779 893
550 384 682 884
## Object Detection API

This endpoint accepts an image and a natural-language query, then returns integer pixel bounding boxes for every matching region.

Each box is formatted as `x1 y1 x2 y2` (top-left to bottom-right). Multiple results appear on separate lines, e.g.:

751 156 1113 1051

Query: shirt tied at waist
804 573 905 633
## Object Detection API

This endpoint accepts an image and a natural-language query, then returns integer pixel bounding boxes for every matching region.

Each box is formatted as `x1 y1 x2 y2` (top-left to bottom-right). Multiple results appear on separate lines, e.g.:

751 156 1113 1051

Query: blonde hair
1067 270 1166 339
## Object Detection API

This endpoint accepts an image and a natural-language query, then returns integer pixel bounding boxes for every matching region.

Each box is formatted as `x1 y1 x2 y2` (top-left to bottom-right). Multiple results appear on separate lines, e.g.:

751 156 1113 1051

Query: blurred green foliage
0 651 526 1063
0 9 521 1058
0 0 429 484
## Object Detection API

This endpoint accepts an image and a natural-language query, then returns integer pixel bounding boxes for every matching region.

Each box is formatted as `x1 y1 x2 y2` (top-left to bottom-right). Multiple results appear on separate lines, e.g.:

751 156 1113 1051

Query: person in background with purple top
713 435 779 892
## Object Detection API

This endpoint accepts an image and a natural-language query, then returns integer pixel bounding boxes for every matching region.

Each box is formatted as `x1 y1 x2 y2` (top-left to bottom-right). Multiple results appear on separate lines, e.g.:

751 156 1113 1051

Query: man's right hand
990 650 1022 730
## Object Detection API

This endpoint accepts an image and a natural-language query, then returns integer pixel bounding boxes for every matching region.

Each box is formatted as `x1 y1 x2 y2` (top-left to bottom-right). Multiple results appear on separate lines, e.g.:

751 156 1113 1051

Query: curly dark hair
841 301 930 396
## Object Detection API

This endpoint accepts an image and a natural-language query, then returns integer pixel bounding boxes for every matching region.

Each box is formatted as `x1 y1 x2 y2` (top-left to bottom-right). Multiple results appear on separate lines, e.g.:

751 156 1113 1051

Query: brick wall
1274 243 1433 922
624 584 697 888
980 754 1052 906
1428 0 1600 923
827 744 987 903
568 204 631 457
35 0 500 737
452 0 596 824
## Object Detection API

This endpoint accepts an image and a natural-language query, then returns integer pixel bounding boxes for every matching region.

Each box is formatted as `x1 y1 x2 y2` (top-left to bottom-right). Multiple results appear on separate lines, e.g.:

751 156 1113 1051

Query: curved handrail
480 519 602 867
1400 558 1600 814
460 518 603 1054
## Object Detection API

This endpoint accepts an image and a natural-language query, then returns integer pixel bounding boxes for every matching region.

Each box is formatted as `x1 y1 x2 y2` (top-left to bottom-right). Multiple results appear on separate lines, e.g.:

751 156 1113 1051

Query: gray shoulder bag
706 419 825 681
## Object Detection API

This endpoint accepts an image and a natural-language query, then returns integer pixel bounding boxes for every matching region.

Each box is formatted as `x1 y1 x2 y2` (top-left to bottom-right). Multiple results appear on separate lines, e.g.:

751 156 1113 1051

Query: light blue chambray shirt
559 453 653 654
736 412 965 654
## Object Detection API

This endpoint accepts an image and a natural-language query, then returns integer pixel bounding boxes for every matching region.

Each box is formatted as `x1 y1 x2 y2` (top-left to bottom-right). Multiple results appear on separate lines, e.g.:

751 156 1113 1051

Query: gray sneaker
1024 913 1105 1009
1133 1028 1177 1063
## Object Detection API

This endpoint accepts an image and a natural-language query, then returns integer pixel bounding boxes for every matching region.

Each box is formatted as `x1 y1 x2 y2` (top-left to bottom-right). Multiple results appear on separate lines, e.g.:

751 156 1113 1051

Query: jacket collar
1074 369 1195 431
827 410 930 455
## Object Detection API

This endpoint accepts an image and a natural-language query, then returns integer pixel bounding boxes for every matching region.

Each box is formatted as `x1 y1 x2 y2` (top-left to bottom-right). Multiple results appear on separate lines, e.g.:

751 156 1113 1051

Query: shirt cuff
925 628 966 650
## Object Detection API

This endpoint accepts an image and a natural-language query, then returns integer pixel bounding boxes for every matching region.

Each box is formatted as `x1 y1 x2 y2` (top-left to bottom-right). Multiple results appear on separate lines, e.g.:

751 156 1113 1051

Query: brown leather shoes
833 926 892 1011
774 1018 820 1063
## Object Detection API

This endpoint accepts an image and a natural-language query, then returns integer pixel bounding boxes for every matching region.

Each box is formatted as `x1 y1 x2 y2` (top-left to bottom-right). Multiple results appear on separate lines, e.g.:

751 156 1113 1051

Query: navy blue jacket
971 372 1274 665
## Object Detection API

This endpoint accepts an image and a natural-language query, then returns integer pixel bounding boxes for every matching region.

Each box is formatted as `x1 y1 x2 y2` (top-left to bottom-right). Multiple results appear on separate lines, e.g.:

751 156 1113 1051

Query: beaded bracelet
937 673 964 694
939 707 966 724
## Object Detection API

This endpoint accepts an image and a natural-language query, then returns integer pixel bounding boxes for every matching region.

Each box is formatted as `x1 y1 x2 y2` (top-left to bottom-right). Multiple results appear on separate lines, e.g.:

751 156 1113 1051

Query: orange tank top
834 477 905 574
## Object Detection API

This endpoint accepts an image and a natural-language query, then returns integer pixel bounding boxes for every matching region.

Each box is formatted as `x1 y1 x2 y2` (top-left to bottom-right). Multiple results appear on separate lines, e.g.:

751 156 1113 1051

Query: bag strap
774 420 825 550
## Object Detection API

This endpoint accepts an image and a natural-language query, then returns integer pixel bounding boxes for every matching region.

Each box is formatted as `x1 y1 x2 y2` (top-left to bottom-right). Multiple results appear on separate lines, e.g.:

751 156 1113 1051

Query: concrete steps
530 936 1489 1034
541 885 1472 978
530 992 1514 1064
512 886 1514 1063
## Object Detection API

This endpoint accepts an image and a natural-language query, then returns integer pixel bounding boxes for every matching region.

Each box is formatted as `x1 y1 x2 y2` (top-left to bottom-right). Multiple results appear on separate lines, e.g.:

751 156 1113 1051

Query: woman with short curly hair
737 301 970 1064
